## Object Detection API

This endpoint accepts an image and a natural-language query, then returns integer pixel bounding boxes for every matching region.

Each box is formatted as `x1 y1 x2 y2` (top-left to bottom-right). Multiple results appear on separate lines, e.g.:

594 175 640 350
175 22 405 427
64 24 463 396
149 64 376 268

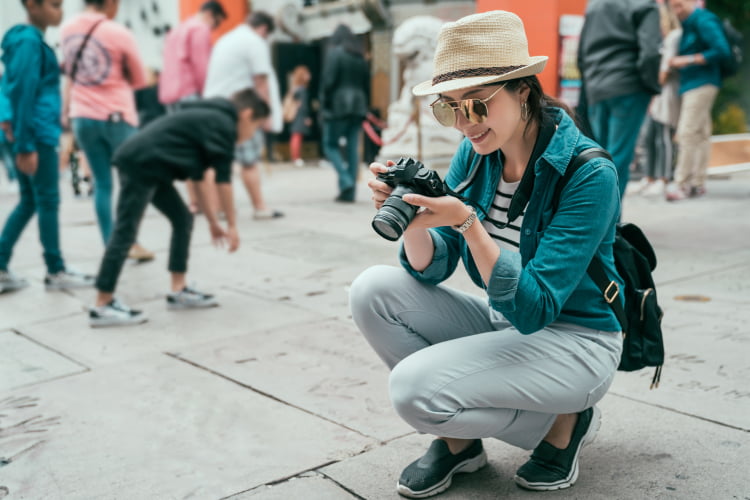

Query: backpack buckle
604 281 619 304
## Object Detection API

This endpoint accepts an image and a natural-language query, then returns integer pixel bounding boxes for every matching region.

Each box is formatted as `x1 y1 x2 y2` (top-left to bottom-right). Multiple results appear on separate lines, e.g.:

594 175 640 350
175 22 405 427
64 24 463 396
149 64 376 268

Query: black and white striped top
481 177 526 251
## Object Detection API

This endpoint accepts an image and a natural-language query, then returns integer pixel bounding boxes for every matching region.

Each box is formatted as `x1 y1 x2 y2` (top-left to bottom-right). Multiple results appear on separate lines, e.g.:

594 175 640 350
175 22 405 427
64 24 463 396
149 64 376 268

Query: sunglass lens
462 99 488 124
432 102 456 127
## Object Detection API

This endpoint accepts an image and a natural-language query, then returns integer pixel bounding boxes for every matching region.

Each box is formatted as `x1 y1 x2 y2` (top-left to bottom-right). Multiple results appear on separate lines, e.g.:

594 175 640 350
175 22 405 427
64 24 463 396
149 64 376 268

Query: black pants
95 170 193 293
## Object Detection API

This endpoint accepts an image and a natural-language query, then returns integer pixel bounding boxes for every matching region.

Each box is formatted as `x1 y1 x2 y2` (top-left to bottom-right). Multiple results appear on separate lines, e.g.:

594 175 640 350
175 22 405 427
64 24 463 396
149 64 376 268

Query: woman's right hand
367 160 395 209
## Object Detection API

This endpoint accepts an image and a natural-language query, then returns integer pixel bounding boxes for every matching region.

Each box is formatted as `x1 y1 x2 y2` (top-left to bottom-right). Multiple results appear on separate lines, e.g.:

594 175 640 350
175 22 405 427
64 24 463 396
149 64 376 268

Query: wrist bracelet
453 206 477 234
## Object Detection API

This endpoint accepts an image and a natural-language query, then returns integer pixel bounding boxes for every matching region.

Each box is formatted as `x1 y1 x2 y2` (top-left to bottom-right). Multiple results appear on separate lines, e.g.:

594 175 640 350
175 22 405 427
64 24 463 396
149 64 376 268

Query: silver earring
521 101 530 121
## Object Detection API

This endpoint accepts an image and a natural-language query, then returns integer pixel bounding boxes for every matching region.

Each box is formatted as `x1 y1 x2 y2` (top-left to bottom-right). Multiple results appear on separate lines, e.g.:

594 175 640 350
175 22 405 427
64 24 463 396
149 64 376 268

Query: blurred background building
1 0 747 162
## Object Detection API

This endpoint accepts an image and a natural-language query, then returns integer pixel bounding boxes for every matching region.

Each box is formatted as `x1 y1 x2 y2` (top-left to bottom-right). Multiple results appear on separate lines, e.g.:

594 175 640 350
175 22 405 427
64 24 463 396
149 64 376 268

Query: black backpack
554 149 665 388
718 18 743 79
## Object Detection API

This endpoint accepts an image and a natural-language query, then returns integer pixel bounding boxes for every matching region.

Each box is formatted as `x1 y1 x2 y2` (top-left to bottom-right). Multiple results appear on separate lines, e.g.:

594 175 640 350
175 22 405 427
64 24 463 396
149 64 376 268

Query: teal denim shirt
399 108 623 334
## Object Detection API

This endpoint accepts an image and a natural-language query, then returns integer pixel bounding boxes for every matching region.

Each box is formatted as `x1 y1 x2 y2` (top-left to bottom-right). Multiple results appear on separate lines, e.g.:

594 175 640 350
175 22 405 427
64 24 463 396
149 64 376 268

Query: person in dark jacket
320 24 370 202
577 0 662 199
88 89 269 327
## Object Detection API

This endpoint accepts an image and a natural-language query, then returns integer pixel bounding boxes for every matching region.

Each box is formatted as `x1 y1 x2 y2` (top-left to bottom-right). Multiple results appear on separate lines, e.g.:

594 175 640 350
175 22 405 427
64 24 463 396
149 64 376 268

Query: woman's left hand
402 194 473 230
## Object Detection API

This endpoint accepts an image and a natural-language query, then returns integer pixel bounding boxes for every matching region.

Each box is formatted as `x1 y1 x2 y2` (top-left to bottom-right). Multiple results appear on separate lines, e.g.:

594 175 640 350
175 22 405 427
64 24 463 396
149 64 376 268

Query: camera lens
371 185 418 241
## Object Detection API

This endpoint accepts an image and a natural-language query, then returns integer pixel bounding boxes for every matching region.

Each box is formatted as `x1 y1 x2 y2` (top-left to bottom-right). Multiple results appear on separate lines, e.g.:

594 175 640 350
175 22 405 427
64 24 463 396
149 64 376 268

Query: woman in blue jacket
350 11 624 498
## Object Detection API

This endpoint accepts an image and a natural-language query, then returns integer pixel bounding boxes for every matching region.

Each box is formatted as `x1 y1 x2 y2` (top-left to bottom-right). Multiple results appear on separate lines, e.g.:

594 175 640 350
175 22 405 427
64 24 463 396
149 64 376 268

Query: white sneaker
665 182 689 202
89 298 147 328
641 178 665 197
293 159 305 168
625 177 650 196
166 286 219 310
44 269 95 291
0 270 29 293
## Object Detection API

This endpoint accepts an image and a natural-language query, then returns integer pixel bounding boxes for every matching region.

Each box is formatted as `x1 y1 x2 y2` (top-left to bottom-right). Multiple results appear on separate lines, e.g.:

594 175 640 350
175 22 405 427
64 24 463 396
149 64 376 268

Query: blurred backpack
719 18 743 79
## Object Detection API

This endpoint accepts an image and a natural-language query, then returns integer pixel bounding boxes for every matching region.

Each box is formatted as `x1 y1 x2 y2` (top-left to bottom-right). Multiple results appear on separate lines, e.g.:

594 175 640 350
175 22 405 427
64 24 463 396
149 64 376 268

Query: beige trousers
674 84 719 189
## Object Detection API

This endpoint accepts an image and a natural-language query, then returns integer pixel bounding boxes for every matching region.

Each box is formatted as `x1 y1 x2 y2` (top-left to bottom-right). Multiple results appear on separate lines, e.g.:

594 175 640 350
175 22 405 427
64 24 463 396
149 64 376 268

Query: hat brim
412 56 549 96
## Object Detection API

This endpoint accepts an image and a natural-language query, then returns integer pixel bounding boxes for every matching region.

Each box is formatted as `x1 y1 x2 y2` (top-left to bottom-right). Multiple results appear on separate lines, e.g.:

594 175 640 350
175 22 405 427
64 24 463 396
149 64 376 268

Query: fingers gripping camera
371 157 449 241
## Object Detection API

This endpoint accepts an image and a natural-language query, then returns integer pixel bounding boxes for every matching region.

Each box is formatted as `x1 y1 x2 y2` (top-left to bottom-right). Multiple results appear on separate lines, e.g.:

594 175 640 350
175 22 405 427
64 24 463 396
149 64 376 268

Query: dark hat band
432 65 526 85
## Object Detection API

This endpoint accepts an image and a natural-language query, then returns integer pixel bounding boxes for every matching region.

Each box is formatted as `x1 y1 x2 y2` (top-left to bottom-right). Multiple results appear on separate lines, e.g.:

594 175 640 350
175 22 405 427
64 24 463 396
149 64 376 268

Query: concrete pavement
0 161 748 499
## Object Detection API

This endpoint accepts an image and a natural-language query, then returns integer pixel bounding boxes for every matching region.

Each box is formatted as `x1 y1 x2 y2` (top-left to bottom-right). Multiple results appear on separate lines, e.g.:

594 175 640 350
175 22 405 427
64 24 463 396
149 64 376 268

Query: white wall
1 0 180 71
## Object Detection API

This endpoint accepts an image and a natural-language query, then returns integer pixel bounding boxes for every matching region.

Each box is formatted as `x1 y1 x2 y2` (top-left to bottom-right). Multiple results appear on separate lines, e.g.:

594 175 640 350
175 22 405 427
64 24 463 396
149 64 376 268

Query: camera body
371 157 448 241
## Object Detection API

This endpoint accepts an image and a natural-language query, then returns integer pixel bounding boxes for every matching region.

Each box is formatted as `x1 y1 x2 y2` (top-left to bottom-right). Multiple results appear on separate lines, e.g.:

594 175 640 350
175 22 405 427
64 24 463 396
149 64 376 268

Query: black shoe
335 187 355 203
514 406 601 491
397 439 486 498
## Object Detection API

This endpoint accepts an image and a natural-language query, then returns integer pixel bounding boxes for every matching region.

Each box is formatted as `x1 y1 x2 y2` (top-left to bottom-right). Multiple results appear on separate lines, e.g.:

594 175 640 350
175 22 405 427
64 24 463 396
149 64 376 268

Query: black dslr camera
371 157 448 241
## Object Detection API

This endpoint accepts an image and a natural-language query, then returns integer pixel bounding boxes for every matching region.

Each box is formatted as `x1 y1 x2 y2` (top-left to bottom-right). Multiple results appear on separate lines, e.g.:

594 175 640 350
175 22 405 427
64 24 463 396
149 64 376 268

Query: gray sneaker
0 270 29 294
44 269 95 291
166 286 218 310
89 298 148 328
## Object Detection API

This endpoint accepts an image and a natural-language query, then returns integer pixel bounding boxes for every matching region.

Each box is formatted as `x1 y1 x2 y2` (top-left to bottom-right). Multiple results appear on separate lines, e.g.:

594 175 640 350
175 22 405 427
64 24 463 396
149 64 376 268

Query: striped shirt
482 177 526 251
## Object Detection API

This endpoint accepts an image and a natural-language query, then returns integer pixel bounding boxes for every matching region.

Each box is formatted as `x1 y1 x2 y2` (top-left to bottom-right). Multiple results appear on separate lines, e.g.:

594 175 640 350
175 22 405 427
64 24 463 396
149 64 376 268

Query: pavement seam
165 352 376 440
657 260 750 287
609 392 750 432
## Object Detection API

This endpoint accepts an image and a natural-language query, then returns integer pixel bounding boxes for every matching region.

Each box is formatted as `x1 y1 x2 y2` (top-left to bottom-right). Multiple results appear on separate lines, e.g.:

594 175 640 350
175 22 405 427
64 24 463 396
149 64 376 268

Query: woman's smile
467 128 491 143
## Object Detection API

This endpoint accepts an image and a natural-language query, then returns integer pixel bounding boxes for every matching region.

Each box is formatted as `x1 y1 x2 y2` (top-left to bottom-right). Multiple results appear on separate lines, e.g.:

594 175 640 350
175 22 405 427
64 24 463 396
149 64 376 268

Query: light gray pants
349 265 622 450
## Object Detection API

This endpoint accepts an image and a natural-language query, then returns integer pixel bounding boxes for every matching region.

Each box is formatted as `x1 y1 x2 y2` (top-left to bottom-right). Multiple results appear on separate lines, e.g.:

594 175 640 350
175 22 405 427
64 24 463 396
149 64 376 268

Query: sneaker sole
166 301 219 311
46 282 95 291
396 450 487 499
514 406 601 491
0 282 29 294
89 315 148 328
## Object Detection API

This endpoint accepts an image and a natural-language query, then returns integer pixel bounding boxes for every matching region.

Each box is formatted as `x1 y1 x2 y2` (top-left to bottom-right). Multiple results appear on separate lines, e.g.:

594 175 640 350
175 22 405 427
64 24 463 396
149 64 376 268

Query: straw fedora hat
412 11 548 96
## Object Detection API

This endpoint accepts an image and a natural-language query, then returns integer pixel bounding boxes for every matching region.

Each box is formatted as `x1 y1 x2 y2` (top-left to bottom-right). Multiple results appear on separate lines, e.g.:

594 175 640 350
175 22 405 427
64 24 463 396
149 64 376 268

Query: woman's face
437 84 529 156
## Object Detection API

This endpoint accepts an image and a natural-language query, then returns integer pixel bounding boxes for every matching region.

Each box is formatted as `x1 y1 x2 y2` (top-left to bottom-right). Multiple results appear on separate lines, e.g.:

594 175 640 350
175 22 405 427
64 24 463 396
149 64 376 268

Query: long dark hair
501 76 578 136
330 24 363 56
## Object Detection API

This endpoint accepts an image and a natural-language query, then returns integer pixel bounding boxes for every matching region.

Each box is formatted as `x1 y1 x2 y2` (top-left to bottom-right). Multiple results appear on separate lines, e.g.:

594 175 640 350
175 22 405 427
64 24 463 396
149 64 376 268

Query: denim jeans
637 116 675 180
95 170 193 293
72 117 137 243
322 117 362 194
588 92 651 198
0 143 65 273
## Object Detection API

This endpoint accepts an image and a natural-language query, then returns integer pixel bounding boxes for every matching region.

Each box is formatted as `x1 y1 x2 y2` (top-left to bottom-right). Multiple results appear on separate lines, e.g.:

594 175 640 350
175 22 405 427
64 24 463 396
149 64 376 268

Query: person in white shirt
203 10 283 220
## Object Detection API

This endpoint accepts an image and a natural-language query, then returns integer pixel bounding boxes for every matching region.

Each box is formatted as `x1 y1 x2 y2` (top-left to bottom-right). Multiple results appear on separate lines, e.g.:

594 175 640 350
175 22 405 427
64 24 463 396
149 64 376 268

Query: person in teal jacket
0 0 95 294
350 11 624 498
665 0 732 200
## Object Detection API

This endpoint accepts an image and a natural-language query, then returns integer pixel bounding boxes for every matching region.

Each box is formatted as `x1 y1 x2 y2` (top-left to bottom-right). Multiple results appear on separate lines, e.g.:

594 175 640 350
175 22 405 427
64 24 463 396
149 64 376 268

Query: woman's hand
402 193 473 231
15 152 38 176
367 160 395 209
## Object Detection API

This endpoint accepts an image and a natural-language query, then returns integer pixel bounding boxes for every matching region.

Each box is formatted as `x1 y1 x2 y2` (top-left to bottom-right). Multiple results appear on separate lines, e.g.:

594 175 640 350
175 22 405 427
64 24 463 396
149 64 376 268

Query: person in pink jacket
159 1 227 215
61 0 152 261
159 1 227 109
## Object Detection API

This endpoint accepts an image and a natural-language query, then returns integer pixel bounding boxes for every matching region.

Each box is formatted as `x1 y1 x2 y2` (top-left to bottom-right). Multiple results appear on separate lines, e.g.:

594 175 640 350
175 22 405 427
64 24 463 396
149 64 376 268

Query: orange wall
180 0 249 42
476 0 587 95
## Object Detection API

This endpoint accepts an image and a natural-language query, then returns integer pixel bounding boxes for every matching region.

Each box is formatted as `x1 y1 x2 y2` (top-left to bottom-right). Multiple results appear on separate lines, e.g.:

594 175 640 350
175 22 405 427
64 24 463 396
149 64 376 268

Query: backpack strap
553 147 628 332
70 19 105 83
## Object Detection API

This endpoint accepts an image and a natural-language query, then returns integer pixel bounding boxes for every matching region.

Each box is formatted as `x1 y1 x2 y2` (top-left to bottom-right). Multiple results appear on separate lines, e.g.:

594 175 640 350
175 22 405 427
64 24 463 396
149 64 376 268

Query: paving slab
320 395 750 500
0 354 373 500
227 472 356 499
0 281 84 331
19 287 323 367
0 330 87 391
175 317 413 442
611 300 750 430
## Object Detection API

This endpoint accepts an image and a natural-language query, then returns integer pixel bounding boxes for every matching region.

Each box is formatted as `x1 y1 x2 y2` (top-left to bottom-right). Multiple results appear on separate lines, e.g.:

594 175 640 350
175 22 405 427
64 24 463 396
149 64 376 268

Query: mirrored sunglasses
430 84 507 127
